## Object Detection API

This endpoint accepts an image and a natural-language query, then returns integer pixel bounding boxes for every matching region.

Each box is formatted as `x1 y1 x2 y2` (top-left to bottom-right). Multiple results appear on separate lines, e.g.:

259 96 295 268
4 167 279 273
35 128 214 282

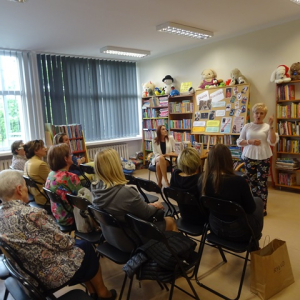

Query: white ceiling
1 0 300 61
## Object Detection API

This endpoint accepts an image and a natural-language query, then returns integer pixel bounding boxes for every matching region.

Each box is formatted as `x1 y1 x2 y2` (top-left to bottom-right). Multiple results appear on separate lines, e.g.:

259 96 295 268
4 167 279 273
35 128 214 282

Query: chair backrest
125 173 137 186
23 176 50 202
135 177 160 194
88 205 137 252
66 194 90 211
43 187 72 214
80 164 95 174
0 239 47 298
163 187 207 222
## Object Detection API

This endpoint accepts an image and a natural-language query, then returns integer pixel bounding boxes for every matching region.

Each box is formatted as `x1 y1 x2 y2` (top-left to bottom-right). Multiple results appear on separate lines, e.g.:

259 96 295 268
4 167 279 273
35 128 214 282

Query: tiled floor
1 168 299 299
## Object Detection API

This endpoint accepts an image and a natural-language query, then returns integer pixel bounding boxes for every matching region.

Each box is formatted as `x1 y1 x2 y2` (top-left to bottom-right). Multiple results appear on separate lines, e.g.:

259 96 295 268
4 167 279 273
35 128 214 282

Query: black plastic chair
135 177 178 217
125 174 159 203
125 214 200 300
43 188 76 234
66 194 102 246
80 164 95 175
0 239 92 300
22 175 52 214
195 196 260 300
88 206 137 300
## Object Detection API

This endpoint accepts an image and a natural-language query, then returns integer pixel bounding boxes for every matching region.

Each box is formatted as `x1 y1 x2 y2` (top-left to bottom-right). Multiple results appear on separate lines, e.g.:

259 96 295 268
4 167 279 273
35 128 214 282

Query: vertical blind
37 54 139 141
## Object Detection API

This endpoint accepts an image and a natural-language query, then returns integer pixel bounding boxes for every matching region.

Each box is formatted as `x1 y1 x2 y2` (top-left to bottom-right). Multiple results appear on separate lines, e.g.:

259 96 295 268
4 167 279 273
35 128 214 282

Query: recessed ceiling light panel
100 46 150 58
156 22 213 39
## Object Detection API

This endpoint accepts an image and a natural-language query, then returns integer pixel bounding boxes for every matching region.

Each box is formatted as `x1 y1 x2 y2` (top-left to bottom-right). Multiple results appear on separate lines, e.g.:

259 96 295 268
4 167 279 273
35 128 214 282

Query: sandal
98 289 117 300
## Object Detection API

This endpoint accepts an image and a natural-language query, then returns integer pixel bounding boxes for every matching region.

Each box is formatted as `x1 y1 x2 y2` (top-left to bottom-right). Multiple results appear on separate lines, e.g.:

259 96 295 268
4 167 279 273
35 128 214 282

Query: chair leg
119 273 128 300
3 288 9 300
126 276 134 300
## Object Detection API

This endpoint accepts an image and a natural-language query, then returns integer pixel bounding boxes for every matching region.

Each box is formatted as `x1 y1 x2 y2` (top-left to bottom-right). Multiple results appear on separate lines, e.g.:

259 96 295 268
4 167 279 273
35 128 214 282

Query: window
0 52 25 151
37 55 139 142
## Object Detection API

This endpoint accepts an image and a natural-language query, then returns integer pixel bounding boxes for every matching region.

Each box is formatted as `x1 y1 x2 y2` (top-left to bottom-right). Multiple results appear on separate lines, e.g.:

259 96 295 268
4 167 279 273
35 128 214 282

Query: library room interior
1 1 300 300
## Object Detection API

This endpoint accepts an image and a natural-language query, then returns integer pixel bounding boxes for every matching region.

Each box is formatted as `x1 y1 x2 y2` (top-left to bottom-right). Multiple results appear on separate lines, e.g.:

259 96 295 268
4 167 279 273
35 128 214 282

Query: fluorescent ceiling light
100 46 150 58
290 0 300 4
156 22 213 39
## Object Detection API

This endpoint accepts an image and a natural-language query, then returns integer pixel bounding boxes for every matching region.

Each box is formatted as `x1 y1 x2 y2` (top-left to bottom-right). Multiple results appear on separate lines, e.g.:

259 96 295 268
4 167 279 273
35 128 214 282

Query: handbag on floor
250 238 294 300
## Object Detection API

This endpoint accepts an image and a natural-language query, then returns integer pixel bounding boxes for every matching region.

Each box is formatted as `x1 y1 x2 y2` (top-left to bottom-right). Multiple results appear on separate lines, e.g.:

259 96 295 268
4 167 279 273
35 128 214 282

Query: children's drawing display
192 84 250 135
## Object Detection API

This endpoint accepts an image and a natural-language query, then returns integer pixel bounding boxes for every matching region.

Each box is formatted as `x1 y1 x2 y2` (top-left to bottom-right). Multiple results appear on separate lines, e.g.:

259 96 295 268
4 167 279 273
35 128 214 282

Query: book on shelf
277 84 295 101
192 141 203 155
275 158 300 170
278 173 297 186
174 141 192 155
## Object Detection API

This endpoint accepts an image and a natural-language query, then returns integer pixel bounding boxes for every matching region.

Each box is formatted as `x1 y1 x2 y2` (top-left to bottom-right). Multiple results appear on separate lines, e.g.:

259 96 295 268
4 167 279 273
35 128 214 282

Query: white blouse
237 123 279 160
152 135 175 165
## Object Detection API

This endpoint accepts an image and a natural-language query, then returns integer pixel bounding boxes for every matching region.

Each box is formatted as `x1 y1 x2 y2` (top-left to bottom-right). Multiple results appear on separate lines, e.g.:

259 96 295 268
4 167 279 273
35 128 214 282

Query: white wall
137 19 300 121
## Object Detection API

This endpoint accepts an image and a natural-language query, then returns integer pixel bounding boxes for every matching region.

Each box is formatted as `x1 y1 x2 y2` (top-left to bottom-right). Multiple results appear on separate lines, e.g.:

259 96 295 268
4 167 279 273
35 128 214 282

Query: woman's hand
268 115 274 126
248 139 261 146
149 202 164 210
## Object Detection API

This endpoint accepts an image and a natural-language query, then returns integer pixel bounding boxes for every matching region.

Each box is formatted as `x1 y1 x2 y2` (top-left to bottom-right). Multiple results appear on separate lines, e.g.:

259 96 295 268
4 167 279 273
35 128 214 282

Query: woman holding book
198 144 264 242
92 148 177 252
152 125 176 188
236 103 278 216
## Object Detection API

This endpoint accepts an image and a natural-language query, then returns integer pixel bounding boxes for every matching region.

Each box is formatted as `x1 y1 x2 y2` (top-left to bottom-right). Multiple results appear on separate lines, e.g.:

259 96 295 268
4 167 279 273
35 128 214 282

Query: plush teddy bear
229 68 247 86
142 81 155 97
290 62 300 81
198 69 218 89
270 65 291 84
162 75 174 95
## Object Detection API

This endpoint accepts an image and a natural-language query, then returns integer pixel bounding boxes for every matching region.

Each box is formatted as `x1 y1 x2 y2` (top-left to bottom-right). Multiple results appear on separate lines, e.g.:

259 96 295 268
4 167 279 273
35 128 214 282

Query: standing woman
152 125 175 188
23 140 50 205
237 103 279 215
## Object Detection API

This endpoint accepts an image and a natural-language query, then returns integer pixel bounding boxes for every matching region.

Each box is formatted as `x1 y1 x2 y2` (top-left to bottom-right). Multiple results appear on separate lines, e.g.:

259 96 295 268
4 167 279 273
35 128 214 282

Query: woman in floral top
45 143 83 226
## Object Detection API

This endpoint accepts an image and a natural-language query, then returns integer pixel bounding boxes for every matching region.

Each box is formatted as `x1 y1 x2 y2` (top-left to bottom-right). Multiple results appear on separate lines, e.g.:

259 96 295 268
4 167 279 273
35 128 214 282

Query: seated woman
0 170 116 300
45 143 83 226
152 125 176 188
10 140 27 171
53 133 86 176
24 139 50 205
170 147 207 225
198 144 264 242
92 148 177 252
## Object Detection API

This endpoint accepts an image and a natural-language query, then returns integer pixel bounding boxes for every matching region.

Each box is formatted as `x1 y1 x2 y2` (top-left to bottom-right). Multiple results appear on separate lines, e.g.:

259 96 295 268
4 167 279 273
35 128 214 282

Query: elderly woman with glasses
23 139 50 205
10 140 27 171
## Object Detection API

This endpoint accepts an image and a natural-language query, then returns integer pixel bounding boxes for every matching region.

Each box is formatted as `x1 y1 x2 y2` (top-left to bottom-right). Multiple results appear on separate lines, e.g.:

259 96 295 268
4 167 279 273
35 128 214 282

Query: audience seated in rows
10 140 27 171
170 147 208 226
198 144 264 242
23 139 50 205
91 148 177 252
45 143 83 226
0 169 116 300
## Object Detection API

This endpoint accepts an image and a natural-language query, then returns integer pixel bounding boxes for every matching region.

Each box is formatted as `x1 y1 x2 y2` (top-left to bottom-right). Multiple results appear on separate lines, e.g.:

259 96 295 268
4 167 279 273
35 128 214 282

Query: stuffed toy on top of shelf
228 68 247 86
270 65 291 84
290 62 300 81
154 87 165 96
198 69 223 89
170 85 180 97
142 81 155 97
162 75 174 95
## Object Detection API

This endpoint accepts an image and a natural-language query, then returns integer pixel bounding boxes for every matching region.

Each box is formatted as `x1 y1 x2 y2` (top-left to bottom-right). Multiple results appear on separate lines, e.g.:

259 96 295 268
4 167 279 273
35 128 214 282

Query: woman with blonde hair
92 148 177 252
237 103 278 216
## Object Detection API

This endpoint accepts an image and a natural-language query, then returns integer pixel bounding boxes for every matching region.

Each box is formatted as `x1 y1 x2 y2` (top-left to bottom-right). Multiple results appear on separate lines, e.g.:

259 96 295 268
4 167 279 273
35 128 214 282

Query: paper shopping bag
250 239 294 300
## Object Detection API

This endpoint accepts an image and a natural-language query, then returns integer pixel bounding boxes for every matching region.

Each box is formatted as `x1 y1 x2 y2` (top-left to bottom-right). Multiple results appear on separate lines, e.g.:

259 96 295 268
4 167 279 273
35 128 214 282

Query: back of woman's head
53 133 67 145
94 148 127 188
23 140 44 159
178 147 201 175
201 144 234 195
47 143 70 171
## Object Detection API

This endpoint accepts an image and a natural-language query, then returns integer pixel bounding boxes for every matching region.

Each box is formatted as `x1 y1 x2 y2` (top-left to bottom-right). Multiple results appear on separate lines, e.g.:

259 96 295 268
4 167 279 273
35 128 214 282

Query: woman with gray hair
10 140 27 171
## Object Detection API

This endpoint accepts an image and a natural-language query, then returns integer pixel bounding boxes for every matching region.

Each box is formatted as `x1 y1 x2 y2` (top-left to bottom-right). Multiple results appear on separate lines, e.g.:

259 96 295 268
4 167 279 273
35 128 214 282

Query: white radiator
87 143 129 161
0 158 12 171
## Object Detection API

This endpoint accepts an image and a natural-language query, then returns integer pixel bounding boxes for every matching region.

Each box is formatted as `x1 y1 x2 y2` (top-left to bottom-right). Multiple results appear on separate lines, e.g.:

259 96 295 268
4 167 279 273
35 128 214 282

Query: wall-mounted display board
192 84 250 136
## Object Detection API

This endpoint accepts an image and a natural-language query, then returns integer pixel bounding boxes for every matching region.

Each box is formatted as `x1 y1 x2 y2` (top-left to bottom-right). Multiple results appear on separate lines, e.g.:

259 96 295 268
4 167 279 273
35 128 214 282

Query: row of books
277 103 300 118
277 138 300 153
277 84 296 101
169 119 192 129
142 108 169 118
275 158 300 170
228 146 242 159
142 96 169 108
278 173 297 186
143 119 167 129
47 123 83 139
70 139 84 152
144 141 152 151
278 121 300 136
198 135 232 145
144 130 156 140
169 100 193 113
171 131 195 142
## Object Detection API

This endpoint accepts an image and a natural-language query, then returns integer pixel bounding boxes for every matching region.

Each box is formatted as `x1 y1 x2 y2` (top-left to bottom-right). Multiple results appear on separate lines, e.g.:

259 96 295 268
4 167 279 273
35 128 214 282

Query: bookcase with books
274 80 300 190
168 94 194 145
45 123 89 162
142 95 169 164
